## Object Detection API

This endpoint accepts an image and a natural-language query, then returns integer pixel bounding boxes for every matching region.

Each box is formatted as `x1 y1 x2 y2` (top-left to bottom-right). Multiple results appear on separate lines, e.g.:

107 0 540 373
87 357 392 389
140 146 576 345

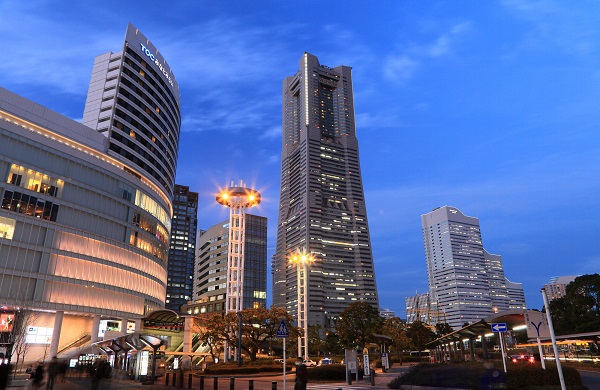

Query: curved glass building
83 24 181 199
0 24 180 363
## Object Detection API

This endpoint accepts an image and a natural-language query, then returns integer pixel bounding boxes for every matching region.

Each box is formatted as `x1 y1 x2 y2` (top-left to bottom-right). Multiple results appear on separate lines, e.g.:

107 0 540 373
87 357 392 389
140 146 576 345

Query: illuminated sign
140 43 174 87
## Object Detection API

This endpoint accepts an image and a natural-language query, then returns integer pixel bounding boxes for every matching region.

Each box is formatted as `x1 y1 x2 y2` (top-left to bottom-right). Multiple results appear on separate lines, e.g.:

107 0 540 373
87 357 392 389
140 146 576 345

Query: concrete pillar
134 318 142 332
469 337 475 361
48 311 64 360
120 317 128 334
91 315 101 343
182 317 192 369
482 336 489 360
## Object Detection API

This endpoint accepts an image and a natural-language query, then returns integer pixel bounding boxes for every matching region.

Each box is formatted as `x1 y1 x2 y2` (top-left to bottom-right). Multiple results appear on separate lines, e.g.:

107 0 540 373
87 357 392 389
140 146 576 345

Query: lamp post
216 180 261 362
289 251 315 360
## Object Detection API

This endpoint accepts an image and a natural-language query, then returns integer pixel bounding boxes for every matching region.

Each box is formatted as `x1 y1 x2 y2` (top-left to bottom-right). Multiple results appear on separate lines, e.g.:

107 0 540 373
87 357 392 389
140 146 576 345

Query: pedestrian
294 358 308 390
32 363 44 389
0 362 9 390
46 356 59 390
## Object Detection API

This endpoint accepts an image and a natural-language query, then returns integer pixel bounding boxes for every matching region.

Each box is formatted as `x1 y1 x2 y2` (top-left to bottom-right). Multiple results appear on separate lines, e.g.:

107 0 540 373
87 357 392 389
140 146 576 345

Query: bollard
188 373 193 389
370 370 375 386
249 379 254 390
179 371 184 388
271 381 277 390
166 373 170 385
199 376 205 390
213 376 218 390
230 377 235 390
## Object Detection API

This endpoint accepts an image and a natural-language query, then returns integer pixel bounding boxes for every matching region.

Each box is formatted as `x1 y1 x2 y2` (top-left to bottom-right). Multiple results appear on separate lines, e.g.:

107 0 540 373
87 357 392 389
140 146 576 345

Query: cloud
260 126 281 140
383 22 471 85
383 56 419 85
501 0 599 55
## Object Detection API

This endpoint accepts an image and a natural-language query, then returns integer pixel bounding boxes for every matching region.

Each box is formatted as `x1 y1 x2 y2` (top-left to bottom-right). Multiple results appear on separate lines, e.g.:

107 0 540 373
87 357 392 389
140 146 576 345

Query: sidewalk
8 367 406 390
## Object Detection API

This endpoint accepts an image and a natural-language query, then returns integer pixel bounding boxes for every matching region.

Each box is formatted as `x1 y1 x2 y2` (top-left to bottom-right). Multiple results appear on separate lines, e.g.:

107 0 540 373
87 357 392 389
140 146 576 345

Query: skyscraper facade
543 275 578 302
0 24 180 364
83 23 181 199
166 185 198 311
421 206 525 329
185 214 267 315
272 53 379 331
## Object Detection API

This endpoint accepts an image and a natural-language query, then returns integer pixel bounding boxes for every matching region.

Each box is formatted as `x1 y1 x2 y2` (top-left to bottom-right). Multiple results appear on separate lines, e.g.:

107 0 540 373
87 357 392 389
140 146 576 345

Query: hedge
387 362 587 390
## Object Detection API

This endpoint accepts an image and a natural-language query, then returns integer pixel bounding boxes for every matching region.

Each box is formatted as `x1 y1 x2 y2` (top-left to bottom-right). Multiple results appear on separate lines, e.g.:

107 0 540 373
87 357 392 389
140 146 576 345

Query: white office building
421 206 525 329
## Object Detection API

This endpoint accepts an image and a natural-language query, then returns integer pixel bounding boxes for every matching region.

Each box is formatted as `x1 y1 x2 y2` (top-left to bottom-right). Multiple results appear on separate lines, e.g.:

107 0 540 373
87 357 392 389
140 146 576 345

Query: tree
435 323 453 337
307 325 325 357
336 302 384 350
382 317 412 364
406 321 436 355
7 309 38 374
549 274 600 335
324 332 343 356
194 314 225 363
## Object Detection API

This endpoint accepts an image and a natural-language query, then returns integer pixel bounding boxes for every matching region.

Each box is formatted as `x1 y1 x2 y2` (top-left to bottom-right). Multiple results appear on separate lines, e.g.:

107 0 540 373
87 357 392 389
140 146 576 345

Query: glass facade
165 185 198 311
0 85 170 317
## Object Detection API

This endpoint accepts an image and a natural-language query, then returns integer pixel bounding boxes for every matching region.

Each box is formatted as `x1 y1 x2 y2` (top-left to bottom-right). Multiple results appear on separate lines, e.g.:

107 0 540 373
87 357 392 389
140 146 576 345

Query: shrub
308 364 347 381
387 362 587 390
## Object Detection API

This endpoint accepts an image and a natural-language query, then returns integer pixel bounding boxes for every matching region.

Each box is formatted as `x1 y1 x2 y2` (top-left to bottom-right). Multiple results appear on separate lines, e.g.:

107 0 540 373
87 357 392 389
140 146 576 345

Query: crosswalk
308 384 381 390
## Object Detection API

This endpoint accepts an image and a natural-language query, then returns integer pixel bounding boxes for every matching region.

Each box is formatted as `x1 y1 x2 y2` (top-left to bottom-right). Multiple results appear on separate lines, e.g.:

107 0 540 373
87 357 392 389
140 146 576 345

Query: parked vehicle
510 354 534 363
303 359 317 367
318 358 334 366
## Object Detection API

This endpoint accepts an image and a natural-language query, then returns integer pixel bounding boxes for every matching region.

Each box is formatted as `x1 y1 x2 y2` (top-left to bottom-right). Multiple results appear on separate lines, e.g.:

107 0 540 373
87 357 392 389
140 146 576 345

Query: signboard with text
525 310 551 339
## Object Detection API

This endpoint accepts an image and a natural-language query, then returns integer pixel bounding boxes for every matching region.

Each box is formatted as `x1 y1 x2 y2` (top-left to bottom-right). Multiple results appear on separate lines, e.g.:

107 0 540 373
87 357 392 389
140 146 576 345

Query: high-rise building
405 292 443 325
0 24 180 364
543 275 578 302
272 53 379 331
184 214 267 315
83 23 181 198
166 185 198 311
421 206 525 329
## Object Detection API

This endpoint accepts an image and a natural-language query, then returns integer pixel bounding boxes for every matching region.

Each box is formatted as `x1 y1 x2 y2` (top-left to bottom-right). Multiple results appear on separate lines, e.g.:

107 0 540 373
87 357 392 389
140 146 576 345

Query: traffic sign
491 323 507 332
524 310 550 338
276 319 289 338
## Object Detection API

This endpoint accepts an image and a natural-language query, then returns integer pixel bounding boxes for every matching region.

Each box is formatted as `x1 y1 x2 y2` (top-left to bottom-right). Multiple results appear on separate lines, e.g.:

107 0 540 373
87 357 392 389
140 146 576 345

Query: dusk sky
1 1 598 318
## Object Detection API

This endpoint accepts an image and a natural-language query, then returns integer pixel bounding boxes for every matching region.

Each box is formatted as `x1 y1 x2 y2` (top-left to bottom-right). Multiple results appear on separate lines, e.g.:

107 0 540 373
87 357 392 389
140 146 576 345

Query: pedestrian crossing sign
276 319 289 338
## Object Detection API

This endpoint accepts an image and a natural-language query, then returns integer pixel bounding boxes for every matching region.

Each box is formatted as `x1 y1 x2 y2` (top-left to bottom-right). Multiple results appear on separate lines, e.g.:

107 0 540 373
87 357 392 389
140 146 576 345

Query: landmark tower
272 53 379 332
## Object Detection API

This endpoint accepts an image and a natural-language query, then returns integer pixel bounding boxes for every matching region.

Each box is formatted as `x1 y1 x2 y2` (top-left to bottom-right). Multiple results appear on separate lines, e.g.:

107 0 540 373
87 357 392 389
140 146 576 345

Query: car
318 358 334 366
303 359 317 367
510 354 534 363
274 359 284 364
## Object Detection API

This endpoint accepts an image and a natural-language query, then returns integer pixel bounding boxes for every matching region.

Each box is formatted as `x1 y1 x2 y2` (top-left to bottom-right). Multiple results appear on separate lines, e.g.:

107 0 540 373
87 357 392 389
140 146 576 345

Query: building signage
140 43 174 87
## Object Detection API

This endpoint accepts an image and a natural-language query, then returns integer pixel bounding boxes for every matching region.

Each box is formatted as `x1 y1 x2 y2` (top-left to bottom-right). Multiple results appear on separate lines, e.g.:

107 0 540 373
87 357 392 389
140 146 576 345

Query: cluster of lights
216 186 261 208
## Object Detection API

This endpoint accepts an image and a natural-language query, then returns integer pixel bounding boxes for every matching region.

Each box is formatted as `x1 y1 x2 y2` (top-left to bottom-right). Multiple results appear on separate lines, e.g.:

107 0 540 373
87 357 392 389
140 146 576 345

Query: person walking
294 358 308 390
32 363 44 389
46 356 59 390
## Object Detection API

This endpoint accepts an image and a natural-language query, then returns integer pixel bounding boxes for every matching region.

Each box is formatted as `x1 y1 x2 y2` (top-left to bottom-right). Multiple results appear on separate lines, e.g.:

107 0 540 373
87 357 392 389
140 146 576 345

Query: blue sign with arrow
491 323 507 332
276 319 289 338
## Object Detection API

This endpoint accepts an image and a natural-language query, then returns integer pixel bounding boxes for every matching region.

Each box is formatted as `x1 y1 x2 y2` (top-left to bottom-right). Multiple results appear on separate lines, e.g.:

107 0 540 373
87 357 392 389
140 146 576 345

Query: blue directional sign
276 319 289 338
491 322 507 332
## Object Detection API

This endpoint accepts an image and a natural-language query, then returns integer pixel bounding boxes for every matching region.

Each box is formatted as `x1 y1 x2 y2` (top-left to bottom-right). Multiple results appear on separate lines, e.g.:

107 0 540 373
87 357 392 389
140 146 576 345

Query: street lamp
216 180 261 363
289 250 315 360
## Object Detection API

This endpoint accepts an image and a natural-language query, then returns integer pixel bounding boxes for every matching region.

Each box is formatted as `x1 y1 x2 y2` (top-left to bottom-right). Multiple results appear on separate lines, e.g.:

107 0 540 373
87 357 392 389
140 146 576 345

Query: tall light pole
290 250 315 360
216 180 261 362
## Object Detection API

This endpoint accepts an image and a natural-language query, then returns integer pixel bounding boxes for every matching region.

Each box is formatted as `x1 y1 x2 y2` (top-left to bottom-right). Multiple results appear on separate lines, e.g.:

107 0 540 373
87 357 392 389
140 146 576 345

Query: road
8 367 409 390
579 369 600 390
